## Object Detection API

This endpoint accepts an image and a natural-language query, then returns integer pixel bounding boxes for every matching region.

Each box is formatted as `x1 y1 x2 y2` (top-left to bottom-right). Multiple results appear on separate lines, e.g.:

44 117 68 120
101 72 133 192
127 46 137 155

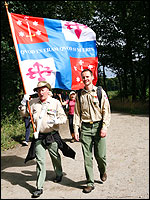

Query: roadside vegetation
108 90 149 115
1 113 34 151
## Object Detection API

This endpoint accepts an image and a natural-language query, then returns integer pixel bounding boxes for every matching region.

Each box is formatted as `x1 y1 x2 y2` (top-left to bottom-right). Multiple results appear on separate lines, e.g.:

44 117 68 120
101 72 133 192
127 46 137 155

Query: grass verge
110 99 149 115
1 114 33 151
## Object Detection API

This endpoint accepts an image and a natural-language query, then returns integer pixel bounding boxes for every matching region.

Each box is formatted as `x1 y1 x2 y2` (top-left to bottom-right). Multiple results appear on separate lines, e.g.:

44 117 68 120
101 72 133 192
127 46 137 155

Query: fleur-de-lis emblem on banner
26 62 53 81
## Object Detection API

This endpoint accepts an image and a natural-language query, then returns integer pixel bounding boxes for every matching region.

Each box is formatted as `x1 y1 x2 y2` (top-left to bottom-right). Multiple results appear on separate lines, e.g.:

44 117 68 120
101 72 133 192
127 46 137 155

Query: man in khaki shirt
18 81 67 197
73 69 111 193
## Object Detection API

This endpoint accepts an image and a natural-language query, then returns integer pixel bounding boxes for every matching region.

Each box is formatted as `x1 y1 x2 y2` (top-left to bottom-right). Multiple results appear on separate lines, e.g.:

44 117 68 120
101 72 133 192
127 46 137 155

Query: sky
100 66 116 78
105 69 116 78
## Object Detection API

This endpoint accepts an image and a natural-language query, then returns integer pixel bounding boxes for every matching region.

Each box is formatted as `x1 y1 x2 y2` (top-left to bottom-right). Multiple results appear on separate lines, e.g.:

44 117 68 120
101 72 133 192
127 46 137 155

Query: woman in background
59 91 76 143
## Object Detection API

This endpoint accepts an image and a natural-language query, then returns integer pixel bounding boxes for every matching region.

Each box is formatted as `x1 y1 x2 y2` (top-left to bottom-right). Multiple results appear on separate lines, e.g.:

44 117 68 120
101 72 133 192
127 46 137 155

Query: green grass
1 114 33 151
107 90 119 99
107 90 149 115
110 99 149 115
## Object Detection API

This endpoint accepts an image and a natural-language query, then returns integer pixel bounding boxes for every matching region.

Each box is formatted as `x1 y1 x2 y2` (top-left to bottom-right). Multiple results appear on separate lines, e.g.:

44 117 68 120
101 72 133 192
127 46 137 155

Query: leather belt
82 121 100 125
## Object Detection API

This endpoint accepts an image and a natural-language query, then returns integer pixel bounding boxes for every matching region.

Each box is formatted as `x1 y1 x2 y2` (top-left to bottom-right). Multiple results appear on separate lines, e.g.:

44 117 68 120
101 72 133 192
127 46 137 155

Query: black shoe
53 175 63 183
32 189 43 198
22 141 28 146
70 138 75 143
100 172 107 182
83 185 95 193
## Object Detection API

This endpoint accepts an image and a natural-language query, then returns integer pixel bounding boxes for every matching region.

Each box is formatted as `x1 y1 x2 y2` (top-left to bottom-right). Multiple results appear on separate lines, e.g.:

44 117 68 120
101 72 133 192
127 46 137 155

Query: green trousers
80 121 106 186
35 139 63 189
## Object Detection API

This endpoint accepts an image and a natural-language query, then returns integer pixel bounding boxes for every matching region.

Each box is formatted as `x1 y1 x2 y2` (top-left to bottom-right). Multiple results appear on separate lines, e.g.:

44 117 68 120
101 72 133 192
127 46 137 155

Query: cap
70 91 76 95
33 81 52 92
69 91 76 97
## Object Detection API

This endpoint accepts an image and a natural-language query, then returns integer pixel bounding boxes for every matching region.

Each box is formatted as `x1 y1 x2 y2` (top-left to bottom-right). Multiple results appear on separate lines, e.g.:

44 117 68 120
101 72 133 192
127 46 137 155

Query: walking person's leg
68 115 75 142
81 134 94 187
35 140 47 190
80 122 102 193
94 122 107 182
22 117 31 146
32 140 46 197
48 141 63 182
25 117 31 142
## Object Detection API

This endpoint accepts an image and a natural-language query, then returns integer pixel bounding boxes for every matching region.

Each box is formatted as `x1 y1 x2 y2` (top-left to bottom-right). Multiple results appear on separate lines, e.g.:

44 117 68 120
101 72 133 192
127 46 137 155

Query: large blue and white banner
9 12 98 94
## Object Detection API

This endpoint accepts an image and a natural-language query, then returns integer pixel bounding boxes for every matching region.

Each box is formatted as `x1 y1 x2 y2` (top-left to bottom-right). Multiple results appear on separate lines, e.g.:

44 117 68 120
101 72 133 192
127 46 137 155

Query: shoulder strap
77 89 82 120
77 89 82 105
97 86 102 108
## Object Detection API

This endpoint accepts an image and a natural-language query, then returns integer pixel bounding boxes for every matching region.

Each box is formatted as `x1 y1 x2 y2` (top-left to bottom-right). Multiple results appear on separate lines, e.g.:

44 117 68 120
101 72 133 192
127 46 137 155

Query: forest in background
1 1 149 120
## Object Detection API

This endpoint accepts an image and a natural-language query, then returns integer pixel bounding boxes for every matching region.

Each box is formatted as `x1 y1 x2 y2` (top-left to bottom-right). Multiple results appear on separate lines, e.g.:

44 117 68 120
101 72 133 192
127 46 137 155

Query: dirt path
1 112 149 199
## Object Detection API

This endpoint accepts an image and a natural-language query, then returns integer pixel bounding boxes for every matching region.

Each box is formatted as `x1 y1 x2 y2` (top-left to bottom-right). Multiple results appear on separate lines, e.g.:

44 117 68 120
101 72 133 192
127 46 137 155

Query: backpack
77 86 102 114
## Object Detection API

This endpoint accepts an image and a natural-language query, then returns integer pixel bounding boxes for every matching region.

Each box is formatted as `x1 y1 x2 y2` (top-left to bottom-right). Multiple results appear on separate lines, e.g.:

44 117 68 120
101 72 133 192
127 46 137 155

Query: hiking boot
100 172 107 182
32 189 43 198
53 175 63 183
83 185 95 193
22 141 28 146
70 138 75 143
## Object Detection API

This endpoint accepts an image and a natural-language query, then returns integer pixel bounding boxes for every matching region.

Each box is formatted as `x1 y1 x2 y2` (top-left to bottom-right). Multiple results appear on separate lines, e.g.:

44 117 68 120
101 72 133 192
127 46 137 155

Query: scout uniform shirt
18 95 67 133
73 85 111 134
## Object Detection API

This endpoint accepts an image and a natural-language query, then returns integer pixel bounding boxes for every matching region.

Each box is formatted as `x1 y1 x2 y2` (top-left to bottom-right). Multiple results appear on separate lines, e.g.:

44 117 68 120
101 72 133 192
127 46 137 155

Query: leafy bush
1 113 33 151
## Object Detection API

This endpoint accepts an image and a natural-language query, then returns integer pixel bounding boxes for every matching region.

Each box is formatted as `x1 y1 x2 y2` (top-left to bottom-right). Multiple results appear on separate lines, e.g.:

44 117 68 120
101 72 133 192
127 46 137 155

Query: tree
1 1 149 119
92 1 149 101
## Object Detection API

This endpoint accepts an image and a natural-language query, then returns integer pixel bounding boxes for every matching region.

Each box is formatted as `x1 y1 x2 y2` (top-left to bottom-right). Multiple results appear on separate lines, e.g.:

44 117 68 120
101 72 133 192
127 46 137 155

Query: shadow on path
2 155 94 194
1 155 36 171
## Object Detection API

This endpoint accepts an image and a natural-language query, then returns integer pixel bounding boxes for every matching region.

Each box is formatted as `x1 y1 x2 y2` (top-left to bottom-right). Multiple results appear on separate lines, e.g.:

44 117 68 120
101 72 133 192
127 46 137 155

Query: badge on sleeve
104 94 108 99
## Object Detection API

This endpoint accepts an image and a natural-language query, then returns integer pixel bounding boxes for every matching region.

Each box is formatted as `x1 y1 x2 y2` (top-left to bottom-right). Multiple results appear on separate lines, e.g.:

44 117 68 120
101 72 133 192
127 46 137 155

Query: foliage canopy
1 1 149 119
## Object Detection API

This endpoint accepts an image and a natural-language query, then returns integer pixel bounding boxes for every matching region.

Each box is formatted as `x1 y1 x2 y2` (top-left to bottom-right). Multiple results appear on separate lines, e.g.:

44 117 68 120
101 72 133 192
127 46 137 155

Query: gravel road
1 112 149 199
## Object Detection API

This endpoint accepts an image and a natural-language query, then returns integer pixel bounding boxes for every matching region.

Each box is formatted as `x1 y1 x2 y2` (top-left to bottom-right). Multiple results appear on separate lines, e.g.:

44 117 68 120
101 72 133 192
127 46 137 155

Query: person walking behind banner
22 116 31 146
18 81 71 198
73 69 111 193
58 91 76 143
22 94 37 146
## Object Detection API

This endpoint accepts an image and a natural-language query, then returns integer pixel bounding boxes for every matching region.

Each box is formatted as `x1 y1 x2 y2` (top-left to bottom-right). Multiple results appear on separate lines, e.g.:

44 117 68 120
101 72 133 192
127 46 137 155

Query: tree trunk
141 73 148 101
103 65 107 93
122 67 128 99
126 35 137 102
117 75 123 102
